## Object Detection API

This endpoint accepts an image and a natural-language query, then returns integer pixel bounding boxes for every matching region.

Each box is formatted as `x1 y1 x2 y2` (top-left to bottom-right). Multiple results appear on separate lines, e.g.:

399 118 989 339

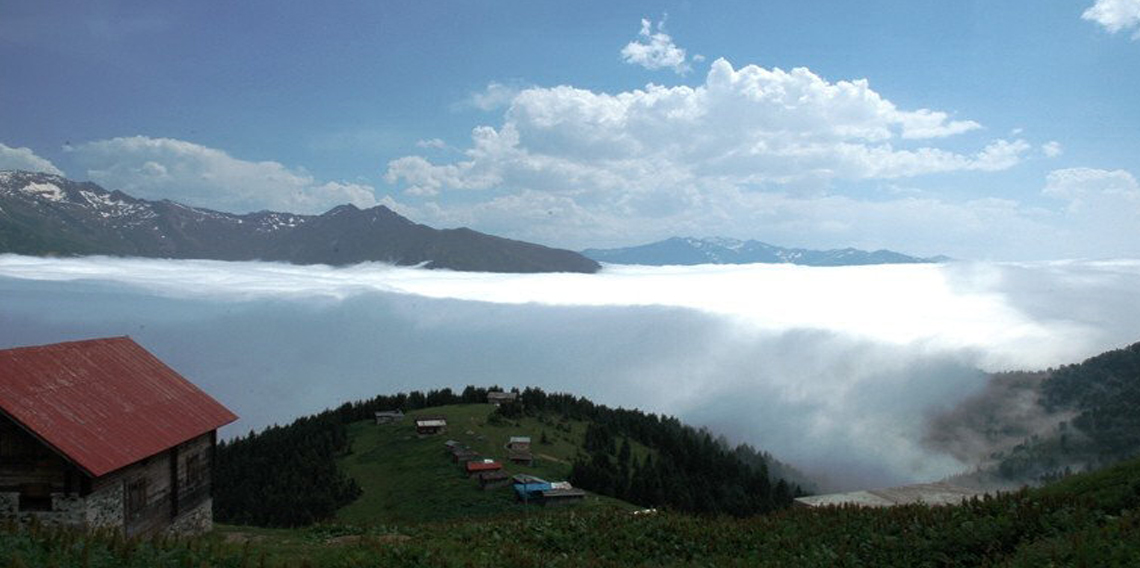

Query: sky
2 0 1140 258
3 255 1140 489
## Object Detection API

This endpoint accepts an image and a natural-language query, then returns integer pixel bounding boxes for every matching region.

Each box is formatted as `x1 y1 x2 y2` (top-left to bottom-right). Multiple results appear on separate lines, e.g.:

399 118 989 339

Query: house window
126 478 147 518
185 453 205 487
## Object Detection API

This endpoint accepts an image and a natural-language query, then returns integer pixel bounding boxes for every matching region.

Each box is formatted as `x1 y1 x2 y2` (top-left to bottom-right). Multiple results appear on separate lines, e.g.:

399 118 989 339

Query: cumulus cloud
381 58 1044 253
455 82 524 112
1082 0 1140 38
0 142 64 176
1042 141 1063 158
387 59 995 197
66 136 379 214
2 256 1139 489
621 18 692 74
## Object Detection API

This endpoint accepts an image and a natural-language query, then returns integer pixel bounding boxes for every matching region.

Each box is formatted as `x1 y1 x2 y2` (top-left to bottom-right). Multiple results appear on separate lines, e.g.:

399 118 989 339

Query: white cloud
384 58 1031 252
67 136 379 214
455 82 523 112
621 18 692 75
1082 0 1140 39
1041 167 1140 257
1042 141 1063 158
415 138 449 150
0 143 64 176
1044 167 1139 201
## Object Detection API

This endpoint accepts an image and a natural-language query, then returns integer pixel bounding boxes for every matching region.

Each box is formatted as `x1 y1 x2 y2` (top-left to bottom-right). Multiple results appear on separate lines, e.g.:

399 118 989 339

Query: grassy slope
336 403 641 524
5 454 1140 566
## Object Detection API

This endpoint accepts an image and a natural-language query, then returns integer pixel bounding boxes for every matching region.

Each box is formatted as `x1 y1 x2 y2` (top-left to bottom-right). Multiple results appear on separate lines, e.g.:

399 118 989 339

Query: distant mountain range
582 237 949 267
0 170 599 273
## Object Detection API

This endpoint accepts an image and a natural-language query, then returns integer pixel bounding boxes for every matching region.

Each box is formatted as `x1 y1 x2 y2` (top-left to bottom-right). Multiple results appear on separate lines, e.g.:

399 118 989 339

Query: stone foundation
1 484 212 535
0 491 87 527
165 498 213 536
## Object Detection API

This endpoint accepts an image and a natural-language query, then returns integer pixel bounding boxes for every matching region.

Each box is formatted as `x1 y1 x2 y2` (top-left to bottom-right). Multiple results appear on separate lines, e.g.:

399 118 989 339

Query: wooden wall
0 414 82 496
1 412 216 537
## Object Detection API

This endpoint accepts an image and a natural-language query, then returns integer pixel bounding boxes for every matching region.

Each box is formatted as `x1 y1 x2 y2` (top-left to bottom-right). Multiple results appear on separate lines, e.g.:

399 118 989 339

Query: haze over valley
3 254 1139 490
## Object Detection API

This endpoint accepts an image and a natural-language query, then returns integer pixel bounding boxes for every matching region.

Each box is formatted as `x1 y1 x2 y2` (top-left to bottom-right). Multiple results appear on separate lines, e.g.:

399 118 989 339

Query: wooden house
414 416 447 435
486 391 517 406
541 488 586 506
508 451 534 466
464 459 502 478
0 337 237 536
374 410 404 425
507 436 531 452
476 470 510 490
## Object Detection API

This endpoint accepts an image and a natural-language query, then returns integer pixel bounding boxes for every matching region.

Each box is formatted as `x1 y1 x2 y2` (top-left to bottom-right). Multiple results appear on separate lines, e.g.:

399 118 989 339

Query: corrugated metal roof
0 337 238 478
465 460 501 472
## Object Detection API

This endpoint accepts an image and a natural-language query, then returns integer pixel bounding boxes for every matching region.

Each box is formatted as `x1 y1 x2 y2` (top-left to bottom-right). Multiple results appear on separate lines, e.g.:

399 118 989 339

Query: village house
512 474 551 503
506 436 531 452
476 470 510 491
450 447 480 464
508 451 534 466
0 337 237 536
414 415 447 435
541 487 586 506
464 459 502 478
486 391 517 406
373 410 404 425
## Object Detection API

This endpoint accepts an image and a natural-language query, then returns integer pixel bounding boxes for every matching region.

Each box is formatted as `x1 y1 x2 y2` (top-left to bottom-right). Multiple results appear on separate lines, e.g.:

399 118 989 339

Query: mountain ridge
0 170 599 273
583 236 948 266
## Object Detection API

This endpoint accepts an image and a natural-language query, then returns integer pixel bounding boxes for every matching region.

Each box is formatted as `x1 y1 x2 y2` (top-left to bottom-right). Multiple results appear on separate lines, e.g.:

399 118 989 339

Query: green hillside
337 403 642 523
215 386 798 528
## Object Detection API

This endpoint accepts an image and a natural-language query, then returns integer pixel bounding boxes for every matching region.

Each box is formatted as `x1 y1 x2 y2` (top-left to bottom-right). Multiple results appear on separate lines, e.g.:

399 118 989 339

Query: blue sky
2 0 1139 259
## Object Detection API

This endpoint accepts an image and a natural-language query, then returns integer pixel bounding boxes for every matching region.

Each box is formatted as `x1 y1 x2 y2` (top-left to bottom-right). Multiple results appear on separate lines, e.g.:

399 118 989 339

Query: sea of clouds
2 255 1139 490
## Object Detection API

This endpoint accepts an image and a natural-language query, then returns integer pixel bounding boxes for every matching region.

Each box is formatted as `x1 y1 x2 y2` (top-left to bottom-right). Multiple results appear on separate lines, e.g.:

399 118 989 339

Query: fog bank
2 255 1139 490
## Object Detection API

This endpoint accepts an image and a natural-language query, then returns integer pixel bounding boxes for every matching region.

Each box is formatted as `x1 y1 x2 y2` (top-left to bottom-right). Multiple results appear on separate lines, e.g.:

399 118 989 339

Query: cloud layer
67 136 379 214
0 142 64 176
2 256 1139 489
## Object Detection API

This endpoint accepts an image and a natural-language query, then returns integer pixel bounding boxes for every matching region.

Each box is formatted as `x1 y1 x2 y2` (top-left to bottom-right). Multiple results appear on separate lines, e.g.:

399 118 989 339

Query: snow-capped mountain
581 236 948 267
0 170 599 273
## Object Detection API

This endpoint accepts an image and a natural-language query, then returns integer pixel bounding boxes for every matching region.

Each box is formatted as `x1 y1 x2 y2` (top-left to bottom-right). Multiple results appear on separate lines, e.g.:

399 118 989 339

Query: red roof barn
0 337 237 536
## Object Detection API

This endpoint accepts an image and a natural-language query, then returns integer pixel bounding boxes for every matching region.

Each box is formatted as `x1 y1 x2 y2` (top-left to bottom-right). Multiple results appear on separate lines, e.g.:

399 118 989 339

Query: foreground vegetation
3 456 1140 566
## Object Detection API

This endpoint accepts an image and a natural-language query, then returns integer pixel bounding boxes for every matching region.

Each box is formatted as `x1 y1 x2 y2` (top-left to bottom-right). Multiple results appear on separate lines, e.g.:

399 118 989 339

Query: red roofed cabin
0 337 237 536
465 459 502 478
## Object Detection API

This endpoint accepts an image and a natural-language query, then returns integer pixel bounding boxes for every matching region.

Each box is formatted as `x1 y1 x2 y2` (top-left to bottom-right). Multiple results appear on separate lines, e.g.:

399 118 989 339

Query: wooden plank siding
1 413 216 536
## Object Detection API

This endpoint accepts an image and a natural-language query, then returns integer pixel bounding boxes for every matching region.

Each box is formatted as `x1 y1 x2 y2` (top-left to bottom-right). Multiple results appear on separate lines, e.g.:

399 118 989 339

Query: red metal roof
0 337 237 478
466 460 502 473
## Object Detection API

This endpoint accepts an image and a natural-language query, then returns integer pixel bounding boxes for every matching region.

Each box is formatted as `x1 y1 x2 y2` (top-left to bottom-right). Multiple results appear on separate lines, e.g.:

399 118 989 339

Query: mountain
0 170 599 273
582 236 948 266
